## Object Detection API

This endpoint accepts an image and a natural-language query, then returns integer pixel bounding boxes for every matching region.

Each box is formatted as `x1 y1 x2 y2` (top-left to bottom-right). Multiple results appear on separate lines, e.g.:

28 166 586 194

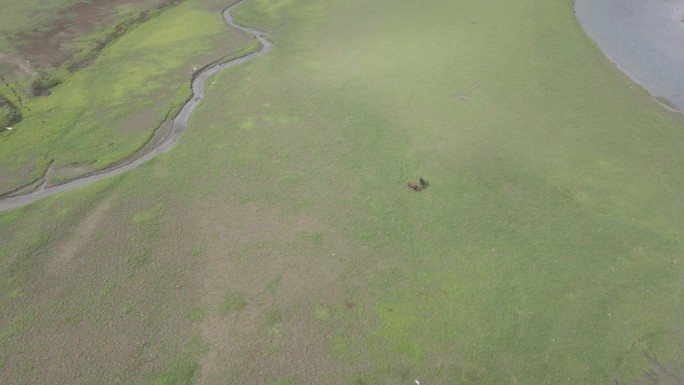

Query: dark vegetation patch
0 95 21 129
30 71 61 97
0 75 23 129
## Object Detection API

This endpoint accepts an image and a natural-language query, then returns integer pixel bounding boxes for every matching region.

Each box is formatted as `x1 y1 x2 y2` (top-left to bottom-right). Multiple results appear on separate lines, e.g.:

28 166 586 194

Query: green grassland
0 0 253 193
2 0 684 384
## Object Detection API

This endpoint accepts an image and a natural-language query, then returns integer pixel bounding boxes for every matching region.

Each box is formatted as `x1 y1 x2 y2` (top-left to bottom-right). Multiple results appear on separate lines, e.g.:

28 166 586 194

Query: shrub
31 71 61 96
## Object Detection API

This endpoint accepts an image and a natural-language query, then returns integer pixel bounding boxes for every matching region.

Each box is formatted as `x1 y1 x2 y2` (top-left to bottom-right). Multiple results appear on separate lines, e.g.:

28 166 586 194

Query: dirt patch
186 198 359 384
46 163 96 187
0 54 39 79
119 100 174 134
13 0 168 69
1 175 43 197
44 198 113 278
0 192 208 385
631 351 684 385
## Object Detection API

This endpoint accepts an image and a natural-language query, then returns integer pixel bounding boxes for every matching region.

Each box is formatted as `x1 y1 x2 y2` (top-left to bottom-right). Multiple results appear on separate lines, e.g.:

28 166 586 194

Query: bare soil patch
44 199 113 277
45 164 96 187
0 54 38 80
632 351 684 385
186 197 359 384
12 0 168 70
0 193 208 385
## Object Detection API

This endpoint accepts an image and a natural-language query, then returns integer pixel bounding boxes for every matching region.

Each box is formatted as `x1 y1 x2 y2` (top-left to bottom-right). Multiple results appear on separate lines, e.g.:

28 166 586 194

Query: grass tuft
220 292 246 316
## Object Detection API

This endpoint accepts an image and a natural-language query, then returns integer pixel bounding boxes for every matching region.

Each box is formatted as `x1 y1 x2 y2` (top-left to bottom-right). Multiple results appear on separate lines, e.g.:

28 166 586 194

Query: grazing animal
408 182 421 191
419 177 428 189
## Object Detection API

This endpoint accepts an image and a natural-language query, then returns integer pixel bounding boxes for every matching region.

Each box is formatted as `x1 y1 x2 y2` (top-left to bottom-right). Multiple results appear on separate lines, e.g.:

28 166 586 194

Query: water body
575 0 684 113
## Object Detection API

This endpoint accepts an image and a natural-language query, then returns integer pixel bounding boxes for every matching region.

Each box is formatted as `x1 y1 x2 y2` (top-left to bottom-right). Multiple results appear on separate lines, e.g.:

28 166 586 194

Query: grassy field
0 0 253 193
2 0 684 384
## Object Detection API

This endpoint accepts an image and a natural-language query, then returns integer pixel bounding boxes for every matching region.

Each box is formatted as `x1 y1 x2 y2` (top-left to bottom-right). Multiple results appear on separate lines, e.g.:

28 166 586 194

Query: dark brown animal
419 177 428 189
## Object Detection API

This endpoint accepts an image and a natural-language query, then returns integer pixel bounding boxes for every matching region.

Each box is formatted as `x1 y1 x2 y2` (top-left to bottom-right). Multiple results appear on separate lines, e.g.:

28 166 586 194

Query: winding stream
0 1 272 212
3 1 682 212
575 0 684 113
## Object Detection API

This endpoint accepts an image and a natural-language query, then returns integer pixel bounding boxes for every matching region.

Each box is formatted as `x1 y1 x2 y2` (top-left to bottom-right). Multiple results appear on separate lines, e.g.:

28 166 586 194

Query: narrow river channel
0 1 271 212
575 0 684 113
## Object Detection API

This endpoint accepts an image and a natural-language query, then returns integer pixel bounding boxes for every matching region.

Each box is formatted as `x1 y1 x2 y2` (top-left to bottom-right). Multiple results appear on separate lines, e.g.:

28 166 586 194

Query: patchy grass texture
2 0 684 384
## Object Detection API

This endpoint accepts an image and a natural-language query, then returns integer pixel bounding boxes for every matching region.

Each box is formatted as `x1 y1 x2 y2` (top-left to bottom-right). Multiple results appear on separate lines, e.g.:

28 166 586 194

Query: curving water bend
0 1 272 212
575 0 684 113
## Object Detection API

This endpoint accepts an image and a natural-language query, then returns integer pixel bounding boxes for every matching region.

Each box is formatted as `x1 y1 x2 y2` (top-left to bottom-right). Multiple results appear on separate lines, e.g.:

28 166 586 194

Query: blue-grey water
575 0 684 112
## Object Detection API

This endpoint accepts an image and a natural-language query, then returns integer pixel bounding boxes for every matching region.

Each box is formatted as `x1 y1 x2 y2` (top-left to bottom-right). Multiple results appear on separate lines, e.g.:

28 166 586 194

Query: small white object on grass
414 379 420 385
192 66 198 71
6 127 12 131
